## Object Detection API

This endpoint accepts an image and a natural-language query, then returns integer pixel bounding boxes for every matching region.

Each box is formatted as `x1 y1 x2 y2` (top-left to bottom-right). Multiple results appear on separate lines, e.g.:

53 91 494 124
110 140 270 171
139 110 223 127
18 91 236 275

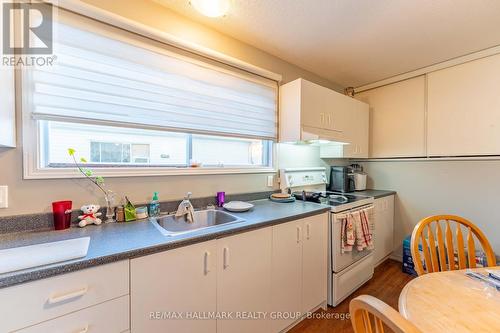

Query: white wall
0 1 340 216
360 160 500 255
277 144 329 169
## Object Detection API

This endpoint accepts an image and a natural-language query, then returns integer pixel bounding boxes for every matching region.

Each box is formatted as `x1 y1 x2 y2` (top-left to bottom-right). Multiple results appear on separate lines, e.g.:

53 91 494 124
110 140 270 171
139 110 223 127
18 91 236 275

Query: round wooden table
399 267 500 332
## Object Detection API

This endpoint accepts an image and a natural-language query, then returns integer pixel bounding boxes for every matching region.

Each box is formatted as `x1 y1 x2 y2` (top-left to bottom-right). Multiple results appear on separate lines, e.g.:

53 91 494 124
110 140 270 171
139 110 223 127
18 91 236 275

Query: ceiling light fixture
190 0 230 18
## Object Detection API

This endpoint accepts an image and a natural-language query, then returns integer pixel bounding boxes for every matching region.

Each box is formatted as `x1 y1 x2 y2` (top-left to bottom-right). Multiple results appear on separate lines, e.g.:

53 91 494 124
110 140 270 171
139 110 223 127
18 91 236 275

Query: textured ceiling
155 0 500 87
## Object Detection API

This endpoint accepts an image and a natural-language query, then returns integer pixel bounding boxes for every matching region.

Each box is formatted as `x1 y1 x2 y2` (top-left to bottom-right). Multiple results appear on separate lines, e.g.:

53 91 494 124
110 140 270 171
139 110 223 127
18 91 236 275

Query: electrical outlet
266 175 274 187
0 186 8 209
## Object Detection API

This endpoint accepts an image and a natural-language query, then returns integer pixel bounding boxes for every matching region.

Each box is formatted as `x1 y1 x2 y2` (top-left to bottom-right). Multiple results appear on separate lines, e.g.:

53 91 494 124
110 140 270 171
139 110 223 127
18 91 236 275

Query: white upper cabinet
280 78 369 156
0 67 16 148
427 53 500 156
355 76 426 158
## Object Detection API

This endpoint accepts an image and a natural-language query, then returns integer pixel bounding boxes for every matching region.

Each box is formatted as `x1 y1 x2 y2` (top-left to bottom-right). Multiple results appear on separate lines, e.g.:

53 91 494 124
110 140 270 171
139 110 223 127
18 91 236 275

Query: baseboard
374 252 403 267
389 253 403 262
280 300 327 333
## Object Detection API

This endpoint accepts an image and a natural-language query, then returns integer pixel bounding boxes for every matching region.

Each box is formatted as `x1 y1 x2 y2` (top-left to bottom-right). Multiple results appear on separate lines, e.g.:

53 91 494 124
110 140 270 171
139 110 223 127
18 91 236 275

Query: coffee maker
328 166 355 193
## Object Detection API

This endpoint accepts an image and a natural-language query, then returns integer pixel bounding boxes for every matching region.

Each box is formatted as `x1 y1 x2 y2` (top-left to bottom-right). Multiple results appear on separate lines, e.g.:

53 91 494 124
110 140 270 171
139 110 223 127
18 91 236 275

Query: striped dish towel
354 206 374 251
340 214 355 253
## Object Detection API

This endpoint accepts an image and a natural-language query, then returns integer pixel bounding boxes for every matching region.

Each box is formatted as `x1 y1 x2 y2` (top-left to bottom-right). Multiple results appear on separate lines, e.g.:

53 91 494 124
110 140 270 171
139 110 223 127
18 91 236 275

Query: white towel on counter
339 206 374 253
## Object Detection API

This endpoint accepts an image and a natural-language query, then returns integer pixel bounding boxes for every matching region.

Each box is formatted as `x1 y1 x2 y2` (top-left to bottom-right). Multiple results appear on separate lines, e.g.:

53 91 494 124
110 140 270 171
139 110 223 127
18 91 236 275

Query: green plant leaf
84 169 93 177
68 148 75 156
80 157 87 163
95 176 105 184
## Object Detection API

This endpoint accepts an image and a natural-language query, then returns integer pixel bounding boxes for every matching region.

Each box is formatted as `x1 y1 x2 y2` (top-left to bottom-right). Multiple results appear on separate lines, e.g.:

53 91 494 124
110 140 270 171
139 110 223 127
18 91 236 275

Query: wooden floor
289 259 415 333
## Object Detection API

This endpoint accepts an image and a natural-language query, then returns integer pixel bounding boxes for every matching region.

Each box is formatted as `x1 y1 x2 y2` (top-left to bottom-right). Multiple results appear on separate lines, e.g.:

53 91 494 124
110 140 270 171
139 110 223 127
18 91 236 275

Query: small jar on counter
115 206 125 222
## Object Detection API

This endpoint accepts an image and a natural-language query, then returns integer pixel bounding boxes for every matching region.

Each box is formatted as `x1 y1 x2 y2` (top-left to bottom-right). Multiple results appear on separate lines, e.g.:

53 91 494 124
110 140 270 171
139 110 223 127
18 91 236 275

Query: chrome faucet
175 192 195 223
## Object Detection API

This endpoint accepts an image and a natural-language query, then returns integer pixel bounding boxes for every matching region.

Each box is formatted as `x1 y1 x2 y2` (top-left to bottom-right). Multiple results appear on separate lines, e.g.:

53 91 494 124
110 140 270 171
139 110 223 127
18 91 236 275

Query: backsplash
0 191 276 234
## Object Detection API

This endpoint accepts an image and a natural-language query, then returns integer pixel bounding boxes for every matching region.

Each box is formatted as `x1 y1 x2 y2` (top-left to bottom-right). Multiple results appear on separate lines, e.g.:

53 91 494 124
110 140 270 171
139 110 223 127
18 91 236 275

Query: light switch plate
0 186 8 208
266 175 274 187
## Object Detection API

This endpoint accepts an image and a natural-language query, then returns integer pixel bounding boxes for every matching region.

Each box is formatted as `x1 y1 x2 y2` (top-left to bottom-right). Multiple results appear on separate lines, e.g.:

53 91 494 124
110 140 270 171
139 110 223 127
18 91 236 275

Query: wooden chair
350 295 421 333
411 215 496 275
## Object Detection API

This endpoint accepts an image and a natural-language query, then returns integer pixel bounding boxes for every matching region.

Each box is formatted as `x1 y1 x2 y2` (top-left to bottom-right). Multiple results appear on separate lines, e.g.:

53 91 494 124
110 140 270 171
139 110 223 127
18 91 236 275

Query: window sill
23 165 277 179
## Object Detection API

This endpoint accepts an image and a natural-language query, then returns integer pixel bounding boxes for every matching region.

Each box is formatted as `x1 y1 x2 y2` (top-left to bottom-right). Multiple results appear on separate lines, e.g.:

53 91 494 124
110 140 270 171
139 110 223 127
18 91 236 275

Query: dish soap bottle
149 192 160 217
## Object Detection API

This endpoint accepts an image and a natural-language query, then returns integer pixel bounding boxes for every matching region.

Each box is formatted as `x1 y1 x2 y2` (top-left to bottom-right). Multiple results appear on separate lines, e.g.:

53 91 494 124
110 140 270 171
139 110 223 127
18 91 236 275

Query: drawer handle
204 251 211 274
306 223 311 240
223 247 230 269
296 226 301 243
74 325 89 333
48 286 88 305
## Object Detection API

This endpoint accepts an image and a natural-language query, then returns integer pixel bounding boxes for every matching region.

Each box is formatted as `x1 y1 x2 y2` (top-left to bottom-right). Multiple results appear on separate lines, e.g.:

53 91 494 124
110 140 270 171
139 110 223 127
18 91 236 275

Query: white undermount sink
0 237 90 274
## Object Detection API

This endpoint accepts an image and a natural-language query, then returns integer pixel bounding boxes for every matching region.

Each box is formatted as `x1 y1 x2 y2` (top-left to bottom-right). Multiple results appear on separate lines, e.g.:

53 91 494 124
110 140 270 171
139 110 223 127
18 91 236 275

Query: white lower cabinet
131 228 273 333
130 214 328 333
373 195 395 266
271 214 328 332
1 216 327 333
130 240 218 333
216 228 272 333
16 296 129 333
301 214 328 313
271 220 303 332
0 260 129 333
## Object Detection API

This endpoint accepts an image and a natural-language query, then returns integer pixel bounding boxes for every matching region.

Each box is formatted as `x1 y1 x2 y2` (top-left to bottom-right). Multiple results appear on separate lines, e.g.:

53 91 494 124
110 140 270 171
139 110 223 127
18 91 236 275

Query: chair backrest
411 215 496 275
350 295 421 333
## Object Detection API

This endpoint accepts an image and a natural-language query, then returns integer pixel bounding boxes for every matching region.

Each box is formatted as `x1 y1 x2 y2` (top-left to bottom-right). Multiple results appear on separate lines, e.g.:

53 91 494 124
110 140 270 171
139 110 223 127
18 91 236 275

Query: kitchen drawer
15 295 129 333
331 254 373 306
0 260 129 332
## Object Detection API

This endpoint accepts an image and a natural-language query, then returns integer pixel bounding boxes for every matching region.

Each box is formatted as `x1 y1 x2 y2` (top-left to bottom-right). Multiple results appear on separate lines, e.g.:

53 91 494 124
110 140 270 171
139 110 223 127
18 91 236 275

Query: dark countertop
0 199 329 289
352 189 396 199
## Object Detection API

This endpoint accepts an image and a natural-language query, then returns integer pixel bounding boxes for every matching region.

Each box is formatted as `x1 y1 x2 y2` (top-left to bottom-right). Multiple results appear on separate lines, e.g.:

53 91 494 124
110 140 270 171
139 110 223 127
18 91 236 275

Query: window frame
21 7 278 180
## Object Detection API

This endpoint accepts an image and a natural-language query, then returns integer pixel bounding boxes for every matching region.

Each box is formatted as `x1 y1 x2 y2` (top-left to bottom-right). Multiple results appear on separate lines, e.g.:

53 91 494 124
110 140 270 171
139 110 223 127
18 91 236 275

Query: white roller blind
27 15 278 140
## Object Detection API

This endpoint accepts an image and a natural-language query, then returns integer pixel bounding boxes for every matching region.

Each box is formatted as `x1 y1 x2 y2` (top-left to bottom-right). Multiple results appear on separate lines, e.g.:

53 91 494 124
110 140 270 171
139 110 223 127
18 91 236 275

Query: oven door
331 206 374 272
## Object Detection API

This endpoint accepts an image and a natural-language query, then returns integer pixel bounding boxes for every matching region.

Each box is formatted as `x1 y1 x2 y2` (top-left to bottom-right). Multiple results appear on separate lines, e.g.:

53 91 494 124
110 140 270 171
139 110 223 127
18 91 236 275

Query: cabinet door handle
306 223 311 240
327 114 332 125
48 286 88 305
223 247 230 269
74 325 89 333
320 113 325 124
296 226 301 243
204 251 211 274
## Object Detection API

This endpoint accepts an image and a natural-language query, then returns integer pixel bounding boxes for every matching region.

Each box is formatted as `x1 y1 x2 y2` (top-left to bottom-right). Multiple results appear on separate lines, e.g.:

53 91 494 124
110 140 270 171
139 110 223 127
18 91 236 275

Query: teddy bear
78 204 102 227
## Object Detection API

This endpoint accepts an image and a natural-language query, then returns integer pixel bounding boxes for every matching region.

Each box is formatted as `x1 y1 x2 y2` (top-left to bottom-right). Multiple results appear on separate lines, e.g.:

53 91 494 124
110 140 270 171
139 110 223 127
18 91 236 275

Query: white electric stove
280 167 375 307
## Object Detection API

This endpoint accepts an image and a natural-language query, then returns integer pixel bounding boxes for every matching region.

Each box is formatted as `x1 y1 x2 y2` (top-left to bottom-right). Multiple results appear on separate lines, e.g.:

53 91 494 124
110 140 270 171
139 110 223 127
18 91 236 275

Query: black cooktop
292 191 369 207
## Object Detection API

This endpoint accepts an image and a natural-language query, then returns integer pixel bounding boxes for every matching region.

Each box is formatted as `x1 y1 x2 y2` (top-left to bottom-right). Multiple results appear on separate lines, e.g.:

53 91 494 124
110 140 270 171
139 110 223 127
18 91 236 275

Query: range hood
279 78 369 157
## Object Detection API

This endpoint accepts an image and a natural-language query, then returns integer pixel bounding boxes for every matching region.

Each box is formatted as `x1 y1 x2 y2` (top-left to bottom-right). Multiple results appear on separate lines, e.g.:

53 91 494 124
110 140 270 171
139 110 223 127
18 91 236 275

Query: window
89 142 152 164
39 121 271 169
22 8 278 178
192 134 269 166
90 142 132 164
131 144 150 164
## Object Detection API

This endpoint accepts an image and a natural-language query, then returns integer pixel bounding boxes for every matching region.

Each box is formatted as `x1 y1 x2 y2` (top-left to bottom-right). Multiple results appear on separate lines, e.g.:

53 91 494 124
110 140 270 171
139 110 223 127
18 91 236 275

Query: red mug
52 201 72 230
